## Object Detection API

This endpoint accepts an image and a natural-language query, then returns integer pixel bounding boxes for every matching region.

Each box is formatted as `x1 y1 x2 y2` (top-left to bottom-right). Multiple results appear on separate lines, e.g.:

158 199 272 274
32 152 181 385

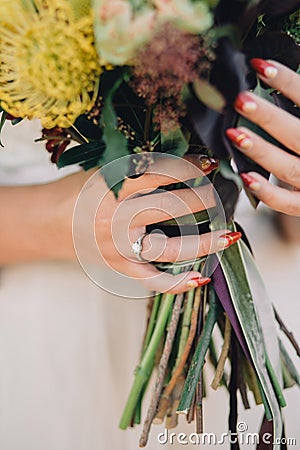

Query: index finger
118 154 218 201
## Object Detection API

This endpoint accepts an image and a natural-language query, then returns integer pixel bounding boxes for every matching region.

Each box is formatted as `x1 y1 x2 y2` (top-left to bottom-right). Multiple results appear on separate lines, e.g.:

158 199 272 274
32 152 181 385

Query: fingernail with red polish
250 58 278 79
207 157 219 171
218 231 242 249
226 128 253 150
241 173 261 191
199 155 219 171
187 276 211 289
235 93 257 113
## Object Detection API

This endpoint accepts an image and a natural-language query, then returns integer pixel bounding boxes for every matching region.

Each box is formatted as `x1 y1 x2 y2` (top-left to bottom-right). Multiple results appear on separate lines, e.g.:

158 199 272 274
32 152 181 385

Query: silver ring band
131 233 147 262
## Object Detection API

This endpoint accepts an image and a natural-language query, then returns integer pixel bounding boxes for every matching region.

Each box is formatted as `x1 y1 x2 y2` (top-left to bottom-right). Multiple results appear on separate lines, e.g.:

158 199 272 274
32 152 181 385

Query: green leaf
238 241 283 383
193 78 226 112
219 159 243 190
57 141 105 168
279 339 300 387
219 237 284 447
80 158 102 171
99 76 130 196
99 157 130 197
161 128 189 157
11 117 23 125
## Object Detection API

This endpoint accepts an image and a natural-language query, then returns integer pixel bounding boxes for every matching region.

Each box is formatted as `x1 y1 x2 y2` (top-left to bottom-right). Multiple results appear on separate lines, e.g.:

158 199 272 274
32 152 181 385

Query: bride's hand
1 154 241 292
226 59 300 216
66 155 241 294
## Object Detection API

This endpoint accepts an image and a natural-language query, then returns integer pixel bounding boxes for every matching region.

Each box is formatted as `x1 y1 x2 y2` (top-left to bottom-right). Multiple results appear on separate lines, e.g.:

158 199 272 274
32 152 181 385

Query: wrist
21 181 76 262
43 174 83 261
47 169 98 261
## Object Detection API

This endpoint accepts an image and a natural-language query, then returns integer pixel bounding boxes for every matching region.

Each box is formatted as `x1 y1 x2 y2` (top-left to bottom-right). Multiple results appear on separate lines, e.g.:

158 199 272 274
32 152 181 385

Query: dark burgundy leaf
272 93 300 119
187 38 249 160
187 99 228 159
245 31 300 71
214 0 250 25
213 172 240 221
223 106 269 186
261 0 300 16
214 0 263 34
235 222 253 254
257 416 287 450
214 0 293 38
210 39 249 106
211 259 251 361
271 93 300 158
230 145 269 179
146 218 212 239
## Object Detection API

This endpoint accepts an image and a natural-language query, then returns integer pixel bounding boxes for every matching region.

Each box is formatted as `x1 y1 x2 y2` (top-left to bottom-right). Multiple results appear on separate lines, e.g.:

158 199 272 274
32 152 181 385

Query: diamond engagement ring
131 233 147 262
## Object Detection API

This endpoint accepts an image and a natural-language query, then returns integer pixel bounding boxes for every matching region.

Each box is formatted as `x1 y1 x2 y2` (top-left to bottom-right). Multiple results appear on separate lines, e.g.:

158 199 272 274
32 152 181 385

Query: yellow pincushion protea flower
0 0 101 128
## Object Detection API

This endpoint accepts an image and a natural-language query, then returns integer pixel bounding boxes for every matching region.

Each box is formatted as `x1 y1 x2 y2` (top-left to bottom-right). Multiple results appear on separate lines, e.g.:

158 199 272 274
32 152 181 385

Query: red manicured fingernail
250 58 278 79
218 231 242 248
199 156 219 171
206 157 219 171
240 173 261 191
187 277 211 288
226 128 253 150
208 158 219 171
235 93 257 113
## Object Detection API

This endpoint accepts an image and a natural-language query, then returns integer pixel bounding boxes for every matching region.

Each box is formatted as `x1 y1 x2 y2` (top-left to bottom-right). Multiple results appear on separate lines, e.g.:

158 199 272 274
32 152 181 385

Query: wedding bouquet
0 0 300 448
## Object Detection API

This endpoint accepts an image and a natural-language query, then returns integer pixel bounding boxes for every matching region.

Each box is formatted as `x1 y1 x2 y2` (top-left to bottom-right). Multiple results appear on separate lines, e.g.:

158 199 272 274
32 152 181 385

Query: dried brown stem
139 293 184 448
165 377 185 429
236 346 251 410
238 372 251 409
155 287 202 421
243 359 263 405
195 372 204 434
165 402 179 429
274 307 300 357
211 314 231 390
187 394 195 423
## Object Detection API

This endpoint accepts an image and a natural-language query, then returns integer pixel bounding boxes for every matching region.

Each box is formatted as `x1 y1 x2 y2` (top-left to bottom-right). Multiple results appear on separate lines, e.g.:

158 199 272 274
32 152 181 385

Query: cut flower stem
177 287 220 414
139 292 185 447
119 267 181 430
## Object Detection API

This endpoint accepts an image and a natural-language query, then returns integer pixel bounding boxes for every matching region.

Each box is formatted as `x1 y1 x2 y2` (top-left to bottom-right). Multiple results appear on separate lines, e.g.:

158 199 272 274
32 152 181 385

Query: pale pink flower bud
94 0 156 65
153 0 212 34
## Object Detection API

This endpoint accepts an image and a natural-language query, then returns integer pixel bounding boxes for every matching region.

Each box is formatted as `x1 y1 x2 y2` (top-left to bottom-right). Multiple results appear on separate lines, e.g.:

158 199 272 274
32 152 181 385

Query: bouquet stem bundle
120 225 300 448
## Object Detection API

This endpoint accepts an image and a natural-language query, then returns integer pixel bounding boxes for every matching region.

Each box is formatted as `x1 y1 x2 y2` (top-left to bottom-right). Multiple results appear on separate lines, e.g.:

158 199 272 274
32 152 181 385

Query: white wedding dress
0 120 299 450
